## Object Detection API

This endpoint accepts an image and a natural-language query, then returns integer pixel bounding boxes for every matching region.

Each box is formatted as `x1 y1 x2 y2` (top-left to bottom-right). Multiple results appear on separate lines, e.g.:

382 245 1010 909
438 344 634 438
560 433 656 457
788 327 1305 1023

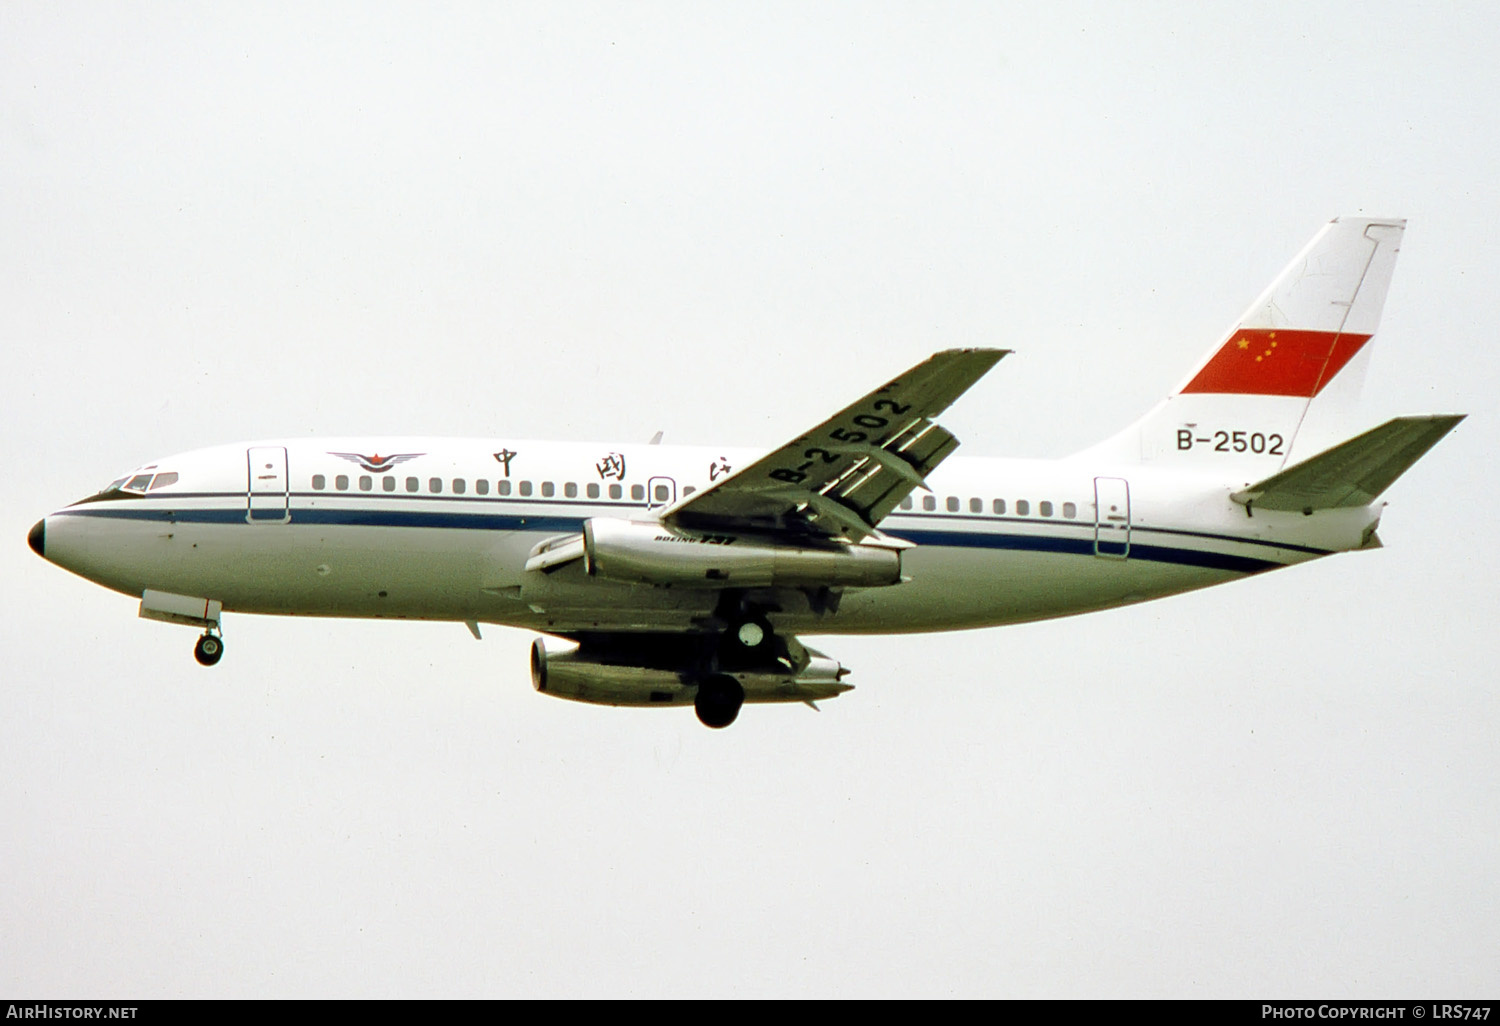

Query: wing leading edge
664 348 1007 540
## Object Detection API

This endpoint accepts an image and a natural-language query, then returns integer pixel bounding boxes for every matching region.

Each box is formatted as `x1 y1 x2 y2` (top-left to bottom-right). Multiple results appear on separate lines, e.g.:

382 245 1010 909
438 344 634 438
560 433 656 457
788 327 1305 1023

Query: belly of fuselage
47 513 532 622
47 511 1292 635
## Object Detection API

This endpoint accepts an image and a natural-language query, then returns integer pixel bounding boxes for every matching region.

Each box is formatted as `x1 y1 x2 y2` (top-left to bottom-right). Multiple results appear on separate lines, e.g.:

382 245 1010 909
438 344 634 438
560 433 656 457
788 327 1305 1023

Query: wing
663 348 1007 540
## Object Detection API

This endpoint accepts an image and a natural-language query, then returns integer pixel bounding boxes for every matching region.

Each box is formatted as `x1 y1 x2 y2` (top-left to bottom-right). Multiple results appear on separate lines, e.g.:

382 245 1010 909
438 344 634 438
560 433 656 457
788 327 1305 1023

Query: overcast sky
3 2 1497 998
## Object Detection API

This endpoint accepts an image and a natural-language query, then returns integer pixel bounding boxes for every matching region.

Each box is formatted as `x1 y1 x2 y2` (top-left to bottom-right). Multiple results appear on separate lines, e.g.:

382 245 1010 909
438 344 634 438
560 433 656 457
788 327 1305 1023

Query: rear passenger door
1093 476 1130 558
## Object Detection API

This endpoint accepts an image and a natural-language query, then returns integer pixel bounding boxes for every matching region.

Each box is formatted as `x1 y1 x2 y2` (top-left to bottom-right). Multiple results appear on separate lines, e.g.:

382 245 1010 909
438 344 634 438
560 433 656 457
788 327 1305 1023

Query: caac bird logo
329 452 424 474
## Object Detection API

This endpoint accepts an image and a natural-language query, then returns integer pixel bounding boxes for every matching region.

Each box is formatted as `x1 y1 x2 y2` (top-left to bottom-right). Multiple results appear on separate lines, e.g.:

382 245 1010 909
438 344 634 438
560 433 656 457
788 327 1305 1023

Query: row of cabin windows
899 494 1078 519
307 474 1071 519
309 475 686 503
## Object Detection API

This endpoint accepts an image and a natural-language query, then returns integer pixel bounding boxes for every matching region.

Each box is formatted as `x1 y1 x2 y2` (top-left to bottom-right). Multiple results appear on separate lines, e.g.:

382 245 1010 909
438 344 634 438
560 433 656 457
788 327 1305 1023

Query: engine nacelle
581 517 902 588
530 637 852 708
531 637 688 707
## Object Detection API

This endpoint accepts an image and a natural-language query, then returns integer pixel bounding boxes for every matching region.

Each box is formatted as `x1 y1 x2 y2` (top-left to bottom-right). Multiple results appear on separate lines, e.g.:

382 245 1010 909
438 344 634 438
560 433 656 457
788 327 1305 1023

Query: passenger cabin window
969 497 982 513
900 496 913 510
359 475 373 491
683 485 696 496
406 477 419 493
631 485 645 501
564 482 578 498
312 474 326 490
429 477 442 494
946 496 959 512
336 475 349 491
1063 501 1077 518
654 484 669 502
519 481 532 497
383 477 396 492
923 495 936 511
1040 501 1053 517
587 483 600 499
453 478 466 495
498 480 512 496
541 482 554 497
1016 499 1030 516
993 499 1006 515
475 480 489 496
609 484 623 500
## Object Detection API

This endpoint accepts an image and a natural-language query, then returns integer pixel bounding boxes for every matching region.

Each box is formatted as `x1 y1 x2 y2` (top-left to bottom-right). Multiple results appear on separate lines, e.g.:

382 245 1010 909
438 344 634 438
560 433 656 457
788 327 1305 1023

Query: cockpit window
75 472 164 507
90 471 177 499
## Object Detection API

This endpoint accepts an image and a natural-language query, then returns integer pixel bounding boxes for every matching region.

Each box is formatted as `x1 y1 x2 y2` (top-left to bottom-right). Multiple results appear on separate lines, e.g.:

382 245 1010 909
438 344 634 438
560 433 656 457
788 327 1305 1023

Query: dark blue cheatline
54 504 1295 574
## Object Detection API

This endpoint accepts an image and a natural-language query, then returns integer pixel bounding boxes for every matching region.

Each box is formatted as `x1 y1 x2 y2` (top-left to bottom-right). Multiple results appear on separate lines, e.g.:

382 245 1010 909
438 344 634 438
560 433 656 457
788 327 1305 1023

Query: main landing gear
694 674 745 729
694 601 776 727
725 613 773 658
194 630 224 667
714 593 775 668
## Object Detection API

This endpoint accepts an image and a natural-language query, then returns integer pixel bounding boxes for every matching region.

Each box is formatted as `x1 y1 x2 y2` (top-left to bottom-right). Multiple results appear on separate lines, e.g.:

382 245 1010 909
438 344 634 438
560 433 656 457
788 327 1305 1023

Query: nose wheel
194 632 224 667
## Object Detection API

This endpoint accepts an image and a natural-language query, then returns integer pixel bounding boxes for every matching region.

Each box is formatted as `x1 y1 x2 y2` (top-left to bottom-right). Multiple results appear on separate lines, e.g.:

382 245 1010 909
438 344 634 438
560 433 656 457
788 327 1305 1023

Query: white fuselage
37 437 1380 638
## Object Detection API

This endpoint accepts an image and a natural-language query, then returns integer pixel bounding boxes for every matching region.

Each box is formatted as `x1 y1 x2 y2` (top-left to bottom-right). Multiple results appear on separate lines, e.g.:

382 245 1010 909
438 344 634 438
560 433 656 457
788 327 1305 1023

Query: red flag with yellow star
1180 328 1372 397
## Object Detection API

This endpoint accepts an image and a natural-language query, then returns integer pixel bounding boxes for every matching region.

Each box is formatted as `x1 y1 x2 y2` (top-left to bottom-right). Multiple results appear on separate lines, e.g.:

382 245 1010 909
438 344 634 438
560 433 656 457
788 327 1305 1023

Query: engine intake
581 518 901 588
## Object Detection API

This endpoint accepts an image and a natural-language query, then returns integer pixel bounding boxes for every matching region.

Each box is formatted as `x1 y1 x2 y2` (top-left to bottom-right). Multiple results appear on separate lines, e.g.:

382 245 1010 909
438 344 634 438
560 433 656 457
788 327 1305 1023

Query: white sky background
2 1 1497 998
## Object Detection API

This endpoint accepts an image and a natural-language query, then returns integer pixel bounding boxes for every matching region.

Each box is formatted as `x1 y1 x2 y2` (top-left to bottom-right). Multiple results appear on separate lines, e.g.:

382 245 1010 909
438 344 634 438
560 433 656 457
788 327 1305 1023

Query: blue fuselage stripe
888 527 1279 573
56 503 1291 574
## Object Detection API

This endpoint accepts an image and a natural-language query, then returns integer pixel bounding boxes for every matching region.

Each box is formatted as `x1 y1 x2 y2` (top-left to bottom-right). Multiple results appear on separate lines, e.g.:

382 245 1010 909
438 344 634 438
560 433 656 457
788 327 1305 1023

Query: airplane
28 217 1463 728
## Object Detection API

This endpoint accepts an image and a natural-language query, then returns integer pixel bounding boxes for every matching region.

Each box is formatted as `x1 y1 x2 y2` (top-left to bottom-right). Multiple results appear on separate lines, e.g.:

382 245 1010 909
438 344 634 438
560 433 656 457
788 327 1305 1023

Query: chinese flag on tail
1180 328 1371 398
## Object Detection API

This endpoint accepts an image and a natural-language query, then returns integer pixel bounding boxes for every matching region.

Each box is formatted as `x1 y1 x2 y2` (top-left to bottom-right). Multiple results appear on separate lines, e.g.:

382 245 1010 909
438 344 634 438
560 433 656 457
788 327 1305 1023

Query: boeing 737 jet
29 218 1462 727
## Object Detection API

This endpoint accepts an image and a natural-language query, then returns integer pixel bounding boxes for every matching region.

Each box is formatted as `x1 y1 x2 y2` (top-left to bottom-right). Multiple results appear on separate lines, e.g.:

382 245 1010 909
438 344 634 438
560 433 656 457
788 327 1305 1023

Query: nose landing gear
194 631 224 667
137 591 226 667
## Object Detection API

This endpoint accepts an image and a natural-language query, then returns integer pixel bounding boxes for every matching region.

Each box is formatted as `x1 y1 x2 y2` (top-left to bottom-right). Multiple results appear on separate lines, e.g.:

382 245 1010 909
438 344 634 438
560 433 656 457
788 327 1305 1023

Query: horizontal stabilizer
1231 415 1464 513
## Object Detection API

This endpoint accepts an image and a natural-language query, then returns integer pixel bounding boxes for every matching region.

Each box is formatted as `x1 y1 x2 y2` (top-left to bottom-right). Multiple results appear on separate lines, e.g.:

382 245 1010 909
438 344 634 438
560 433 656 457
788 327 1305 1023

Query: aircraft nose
28 519 45 558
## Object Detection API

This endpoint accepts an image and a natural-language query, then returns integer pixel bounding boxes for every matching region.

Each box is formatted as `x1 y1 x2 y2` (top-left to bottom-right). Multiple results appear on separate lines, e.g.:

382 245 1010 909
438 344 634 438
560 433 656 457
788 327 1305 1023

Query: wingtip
1400 412 1467 430
930 347 1010 370
1332 214 1407 228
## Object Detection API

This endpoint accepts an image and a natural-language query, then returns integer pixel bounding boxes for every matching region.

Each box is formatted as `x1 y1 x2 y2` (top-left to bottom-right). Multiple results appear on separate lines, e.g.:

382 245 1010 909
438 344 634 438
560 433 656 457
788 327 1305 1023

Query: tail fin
1080 217 1406 472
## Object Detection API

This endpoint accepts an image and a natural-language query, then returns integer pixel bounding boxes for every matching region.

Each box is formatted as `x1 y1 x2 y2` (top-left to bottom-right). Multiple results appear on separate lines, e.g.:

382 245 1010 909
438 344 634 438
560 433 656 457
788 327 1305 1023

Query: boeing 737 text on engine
29 219 1463 727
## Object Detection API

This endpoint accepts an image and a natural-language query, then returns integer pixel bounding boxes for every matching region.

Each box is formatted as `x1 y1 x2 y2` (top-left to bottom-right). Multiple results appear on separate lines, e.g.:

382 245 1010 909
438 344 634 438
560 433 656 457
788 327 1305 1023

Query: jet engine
530 636 852 716
580 517 902 589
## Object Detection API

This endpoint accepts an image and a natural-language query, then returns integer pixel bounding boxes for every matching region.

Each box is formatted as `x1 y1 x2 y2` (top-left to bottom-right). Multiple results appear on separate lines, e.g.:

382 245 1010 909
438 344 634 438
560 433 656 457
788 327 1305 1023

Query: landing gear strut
728 614 773 654
718 606 775 671
694 674 744 729
194 631 224 667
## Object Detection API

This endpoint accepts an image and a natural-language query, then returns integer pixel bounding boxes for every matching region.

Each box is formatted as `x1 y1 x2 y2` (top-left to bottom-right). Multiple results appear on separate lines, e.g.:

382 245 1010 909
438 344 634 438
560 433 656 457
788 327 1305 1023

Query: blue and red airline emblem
329 452 424 474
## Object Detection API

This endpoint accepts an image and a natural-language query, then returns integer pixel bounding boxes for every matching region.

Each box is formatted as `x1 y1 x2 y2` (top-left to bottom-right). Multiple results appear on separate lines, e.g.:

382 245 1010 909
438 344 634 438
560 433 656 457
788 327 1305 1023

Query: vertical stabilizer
1078 218 1405 474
